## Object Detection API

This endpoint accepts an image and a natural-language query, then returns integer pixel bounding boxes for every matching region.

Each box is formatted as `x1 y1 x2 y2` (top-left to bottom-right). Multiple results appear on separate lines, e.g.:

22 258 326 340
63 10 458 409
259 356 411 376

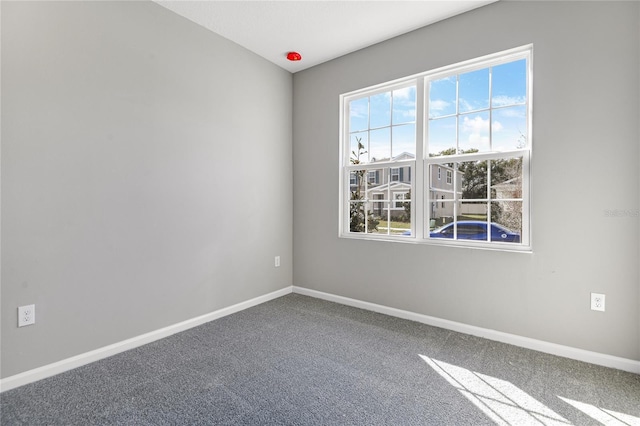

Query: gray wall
293 1 640 360
1 1 292 378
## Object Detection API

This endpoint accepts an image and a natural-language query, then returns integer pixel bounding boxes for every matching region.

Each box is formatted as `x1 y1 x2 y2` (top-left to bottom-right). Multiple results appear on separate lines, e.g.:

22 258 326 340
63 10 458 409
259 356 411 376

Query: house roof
371 152 416 163
366 181 412 194
492 176 521 189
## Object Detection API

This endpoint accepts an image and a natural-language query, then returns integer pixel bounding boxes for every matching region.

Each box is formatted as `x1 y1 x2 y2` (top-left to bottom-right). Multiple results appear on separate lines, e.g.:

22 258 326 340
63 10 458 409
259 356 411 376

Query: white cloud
397 109 416 120
492 95 525 107
492 120 504 132
393 88 416 119
462 115 489 133
462 115 490 146
430 99 450 112
393 87 414 100
496 107 526 119
468 133 489 145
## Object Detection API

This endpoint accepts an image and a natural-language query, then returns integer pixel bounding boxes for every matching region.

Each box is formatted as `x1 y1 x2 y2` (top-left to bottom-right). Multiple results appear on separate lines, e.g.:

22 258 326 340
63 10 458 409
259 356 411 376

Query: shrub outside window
340 45 532 250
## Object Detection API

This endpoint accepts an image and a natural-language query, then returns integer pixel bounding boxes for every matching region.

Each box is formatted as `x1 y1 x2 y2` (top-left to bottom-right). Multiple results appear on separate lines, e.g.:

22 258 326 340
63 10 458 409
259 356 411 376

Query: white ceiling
154 1 497 73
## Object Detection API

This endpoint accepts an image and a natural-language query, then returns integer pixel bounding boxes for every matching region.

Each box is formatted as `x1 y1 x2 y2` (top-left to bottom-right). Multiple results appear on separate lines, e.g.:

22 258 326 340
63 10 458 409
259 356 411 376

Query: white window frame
339 45 532 251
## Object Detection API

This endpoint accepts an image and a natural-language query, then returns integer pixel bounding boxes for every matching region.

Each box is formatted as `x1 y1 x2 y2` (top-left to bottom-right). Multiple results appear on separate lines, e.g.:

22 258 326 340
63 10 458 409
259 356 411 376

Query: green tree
490 157 523 231
400 190 411 223
349 137 379 232
431 147 522 230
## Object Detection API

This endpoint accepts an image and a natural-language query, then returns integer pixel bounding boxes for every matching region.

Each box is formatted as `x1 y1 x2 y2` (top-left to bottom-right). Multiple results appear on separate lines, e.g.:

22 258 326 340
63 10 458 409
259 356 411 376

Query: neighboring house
350 153 519 223
492 176 522 199
351 152 415 218
349 152 462 221
358 153 414 220
429 163 460 222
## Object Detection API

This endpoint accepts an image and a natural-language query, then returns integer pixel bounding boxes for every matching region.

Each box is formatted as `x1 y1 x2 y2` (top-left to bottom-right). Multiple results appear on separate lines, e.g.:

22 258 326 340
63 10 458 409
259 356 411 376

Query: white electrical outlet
275 256 280 267
18 304 36 327
591 293 605 312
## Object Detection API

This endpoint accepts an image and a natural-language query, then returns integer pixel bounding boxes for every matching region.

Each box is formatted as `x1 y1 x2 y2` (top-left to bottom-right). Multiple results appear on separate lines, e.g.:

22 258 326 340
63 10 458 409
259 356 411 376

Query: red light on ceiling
286 52 302 61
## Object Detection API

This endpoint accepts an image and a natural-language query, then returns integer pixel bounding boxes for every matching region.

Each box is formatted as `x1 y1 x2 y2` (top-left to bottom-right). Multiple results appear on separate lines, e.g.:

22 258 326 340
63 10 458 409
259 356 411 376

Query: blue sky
350 58 527 162
350 86 416 163
429 59 527 155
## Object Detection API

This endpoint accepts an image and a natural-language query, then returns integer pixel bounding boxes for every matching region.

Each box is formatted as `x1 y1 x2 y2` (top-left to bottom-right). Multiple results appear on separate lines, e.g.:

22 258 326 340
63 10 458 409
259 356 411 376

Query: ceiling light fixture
286 51 302 61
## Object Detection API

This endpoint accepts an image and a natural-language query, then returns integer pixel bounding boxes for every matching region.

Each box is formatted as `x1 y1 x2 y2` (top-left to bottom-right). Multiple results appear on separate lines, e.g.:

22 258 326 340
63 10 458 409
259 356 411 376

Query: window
394 192 410 209
344 83 416 236
340 45 531 250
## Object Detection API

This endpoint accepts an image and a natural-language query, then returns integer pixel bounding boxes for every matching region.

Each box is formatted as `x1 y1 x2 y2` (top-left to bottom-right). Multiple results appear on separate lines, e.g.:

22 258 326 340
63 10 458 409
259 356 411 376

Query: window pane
456 215 488 241
459 111 490 153
367 169 387 221
349 200 365 233
349 170 366 198
392 123 416 158
490 157 523 199
429 164 455 190
460 160 488 200
428 117 457 156
349 132 369 165
459 224 487 240
492 59 526 107
492 106 527 151
364 200 383 234
370 128 391 162
389 195 411 235
392 86 416 125
376 202 403 236
459 68 489 113
429 76 456 118
349 170 383 232
391 184 411 219
349 97 369 132
366 168 385 189
428 161 456 228
459 202 488 223
429 212 455 238
370 194 387 220
392 191 411 235
490 201 522 242
370 92 391 128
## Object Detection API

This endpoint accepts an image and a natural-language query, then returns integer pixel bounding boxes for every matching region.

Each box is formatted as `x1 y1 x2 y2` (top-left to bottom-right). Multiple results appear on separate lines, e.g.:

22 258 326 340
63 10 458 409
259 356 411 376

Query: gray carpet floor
1 293 639 425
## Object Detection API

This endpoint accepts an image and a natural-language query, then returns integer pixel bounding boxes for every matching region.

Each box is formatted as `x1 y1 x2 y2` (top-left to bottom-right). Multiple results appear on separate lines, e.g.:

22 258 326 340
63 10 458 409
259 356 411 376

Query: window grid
341 45 531 250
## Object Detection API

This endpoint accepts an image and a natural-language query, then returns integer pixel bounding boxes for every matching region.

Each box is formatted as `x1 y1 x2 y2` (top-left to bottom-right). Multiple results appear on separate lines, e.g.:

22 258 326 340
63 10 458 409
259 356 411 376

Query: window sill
339 233 532 253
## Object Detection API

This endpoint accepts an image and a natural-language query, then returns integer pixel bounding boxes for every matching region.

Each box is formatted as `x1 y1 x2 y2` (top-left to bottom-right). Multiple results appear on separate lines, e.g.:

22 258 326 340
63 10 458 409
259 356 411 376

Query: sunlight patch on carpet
420 355 571 426
558 396 640 426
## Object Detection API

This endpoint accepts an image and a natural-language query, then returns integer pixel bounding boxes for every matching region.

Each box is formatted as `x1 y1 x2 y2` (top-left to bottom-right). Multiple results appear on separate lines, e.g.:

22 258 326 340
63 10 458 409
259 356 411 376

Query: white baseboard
3 284 638 393
292 286 640 375
0 286 293 393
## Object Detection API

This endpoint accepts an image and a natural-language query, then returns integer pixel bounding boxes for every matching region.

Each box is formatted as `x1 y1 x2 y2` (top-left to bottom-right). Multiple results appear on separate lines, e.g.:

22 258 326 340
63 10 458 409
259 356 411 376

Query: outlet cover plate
18 304 36 327
591 293 605 312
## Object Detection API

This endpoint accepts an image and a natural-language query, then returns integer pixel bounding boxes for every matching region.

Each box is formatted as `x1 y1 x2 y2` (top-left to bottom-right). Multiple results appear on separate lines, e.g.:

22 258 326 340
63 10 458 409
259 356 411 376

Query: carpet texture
1 293 639 425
